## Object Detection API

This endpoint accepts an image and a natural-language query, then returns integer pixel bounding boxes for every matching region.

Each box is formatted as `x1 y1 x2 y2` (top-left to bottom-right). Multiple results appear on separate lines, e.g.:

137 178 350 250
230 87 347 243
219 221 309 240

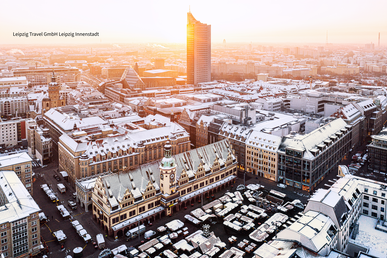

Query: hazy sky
1 0 386 45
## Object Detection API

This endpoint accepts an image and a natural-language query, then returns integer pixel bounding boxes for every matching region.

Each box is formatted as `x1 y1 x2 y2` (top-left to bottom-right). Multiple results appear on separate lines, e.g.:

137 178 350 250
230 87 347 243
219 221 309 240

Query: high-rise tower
187 11 211 85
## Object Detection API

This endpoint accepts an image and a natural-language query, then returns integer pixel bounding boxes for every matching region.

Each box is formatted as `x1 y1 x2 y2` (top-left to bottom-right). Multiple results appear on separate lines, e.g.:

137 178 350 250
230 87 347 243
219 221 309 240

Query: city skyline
1 0 386 45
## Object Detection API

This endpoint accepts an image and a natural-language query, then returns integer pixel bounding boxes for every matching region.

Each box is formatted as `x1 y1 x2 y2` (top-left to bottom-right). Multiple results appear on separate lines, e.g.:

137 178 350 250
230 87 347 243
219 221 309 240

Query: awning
112 206 164 231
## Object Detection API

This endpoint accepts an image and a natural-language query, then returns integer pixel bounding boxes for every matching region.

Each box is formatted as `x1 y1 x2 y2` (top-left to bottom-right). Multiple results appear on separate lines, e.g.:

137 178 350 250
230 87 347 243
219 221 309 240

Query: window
363 210 369 215
31 221 37 226
363 203 369 208
139 206 145 213
382 200 385 205
382 193 386 197
371 212 378 218
372 198 378 203
32 227 37 233
32 240 38 246
381 207 385 212
148 203 154 209
365 188 368 193
374 190 378 195
32 234 37 239
364 196 369 200
1 239 7 244
112 217 119 224
0 232 6 237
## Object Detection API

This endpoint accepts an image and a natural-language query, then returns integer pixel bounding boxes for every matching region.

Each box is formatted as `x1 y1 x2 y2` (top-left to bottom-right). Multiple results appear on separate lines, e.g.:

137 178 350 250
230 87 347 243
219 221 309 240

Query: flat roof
0 152 32 168
0 171 41 224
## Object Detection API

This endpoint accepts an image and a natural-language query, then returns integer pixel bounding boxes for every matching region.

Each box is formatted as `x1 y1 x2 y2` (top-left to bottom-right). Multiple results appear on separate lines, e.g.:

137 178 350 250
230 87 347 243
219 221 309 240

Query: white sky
1 0 386 45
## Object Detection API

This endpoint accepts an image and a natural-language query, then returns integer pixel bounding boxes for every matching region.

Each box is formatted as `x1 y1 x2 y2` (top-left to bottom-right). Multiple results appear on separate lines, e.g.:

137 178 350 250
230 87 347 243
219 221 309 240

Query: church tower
159 141 177 195
48 71 60 107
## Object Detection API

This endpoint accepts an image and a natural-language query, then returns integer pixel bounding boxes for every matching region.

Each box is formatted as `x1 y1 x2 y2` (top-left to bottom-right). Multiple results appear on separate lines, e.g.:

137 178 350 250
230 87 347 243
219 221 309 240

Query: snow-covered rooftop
0 152 32 168
0 171 41 225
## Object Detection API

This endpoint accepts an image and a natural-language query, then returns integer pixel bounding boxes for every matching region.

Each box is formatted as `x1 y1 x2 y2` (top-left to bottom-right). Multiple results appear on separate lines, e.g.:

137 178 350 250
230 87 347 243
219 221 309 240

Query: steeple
51 70 56 83
164 140 172 158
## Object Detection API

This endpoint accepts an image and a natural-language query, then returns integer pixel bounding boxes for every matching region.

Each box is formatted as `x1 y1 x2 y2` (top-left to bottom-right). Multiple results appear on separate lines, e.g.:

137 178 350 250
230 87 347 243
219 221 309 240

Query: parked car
277 183 287 189
68 200 77 210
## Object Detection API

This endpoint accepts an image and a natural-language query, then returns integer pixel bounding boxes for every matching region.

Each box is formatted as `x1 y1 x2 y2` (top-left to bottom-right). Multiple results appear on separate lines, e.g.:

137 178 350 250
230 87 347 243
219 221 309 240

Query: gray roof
99 139 235 207
280 118 348 159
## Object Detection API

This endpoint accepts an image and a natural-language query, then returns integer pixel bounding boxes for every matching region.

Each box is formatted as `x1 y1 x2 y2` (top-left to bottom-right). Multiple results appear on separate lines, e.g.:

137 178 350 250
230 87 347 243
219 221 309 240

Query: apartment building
0 153 33 195
245 131 281 181
0 171 41 257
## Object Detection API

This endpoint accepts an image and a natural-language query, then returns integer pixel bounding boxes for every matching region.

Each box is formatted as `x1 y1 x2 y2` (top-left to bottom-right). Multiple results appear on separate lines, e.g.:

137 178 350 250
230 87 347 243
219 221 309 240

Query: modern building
0 171 41 257
91 139 237 237
0 153 33 195
28 125 52 165
0 98 29 118
278 118 351 191
187 11 211 85
0 119 26 148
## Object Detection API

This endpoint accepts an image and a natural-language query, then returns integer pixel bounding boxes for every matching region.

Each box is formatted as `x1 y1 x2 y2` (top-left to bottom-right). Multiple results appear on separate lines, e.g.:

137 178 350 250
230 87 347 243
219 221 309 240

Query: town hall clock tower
159 141 179 215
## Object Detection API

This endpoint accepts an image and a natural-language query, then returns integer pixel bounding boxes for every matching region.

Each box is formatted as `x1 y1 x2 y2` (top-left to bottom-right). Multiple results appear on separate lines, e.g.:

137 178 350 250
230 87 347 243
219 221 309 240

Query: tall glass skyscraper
187 12 211 85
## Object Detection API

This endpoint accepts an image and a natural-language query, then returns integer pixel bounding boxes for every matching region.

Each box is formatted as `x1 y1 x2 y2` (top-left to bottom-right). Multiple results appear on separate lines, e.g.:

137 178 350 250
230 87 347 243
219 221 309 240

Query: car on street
53 174 61 181
68 200 77 210
277 183 287 189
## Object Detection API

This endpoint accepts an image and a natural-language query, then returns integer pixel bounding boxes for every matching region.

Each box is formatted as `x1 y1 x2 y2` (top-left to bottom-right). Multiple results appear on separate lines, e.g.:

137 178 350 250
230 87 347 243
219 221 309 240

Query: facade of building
75 172 112 212
367 128 387 174
91 139 237 237
278 118 351 192
245 131 281 181
13 67 79 86
218 123 254 172
331 103 365 149
0 118 27 148
0 171 41 257
187 11 211 85
0 98 29 118
0 153 33 195
58 122 190 184
27 119 53 165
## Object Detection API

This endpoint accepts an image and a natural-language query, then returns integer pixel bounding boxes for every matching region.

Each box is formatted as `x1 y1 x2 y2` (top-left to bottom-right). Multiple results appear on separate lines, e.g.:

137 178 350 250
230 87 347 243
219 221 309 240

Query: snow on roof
0 77 27 82
0 171 41 225
246 131 281 152
98 139 235 208
341 104 360 120
197 115 216 126
0 152 32 167
352 215 387 258
45 108 107 131
357 99 376 112
277 210 336 254
280 118 347 157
